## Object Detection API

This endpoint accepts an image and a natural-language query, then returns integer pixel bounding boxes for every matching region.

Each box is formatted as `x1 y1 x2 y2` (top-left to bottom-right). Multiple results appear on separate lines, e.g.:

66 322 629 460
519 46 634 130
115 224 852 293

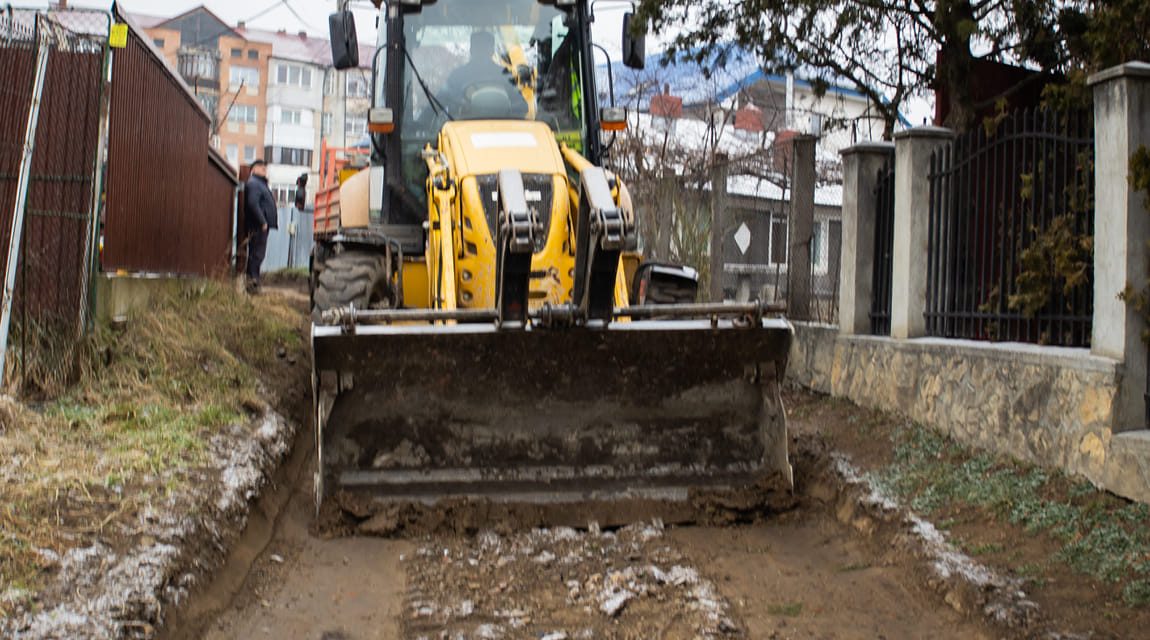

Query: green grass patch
836 561 871 573
0 279 302 605
962 541 1006 556
267 267 309 280
872 422 1150 605
767 602 804 616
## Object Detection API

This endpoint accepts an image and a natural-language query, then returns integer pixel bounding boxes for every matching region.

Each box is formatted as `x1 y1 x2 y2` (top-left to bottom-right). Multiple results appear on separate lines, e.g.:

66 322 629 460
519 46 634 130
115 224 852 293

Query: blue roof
597 45 910 127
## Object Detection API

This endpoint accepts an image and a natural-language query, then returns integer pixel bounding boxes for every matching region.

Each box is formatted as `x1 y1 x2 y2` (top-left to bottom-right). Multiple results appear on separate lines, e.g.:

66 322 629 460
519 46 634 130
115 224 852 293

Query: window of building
281 108 302 125
228 104 258 124
264 146 313 167
153 38 165 48
272 184 295 207
231 47 242 58
811 220 826 274
344 115 367 140
808 220 837 275
275 63 312 88
197 94 218 119
769 214 788 266
228 65 260 89
244 145 257 164
322 113 333 136
248 49 259 60
346 73 369 98
225 144 238 165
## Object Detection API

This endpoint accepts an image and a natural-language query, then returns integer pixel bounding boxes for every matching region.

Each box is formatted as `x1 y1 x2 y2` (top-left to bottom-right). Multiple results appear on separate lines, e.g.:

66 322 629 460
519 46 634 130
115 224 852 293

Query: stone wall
787 322 836 395
788 322 1147 503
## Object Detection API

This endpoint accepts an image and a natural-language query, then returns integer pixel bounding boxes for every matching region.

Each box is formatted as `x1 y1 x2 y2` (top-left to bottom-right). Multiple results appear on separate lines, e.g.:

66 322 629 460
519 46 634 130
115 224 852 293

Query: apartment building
135 6 374 209
235 26 374 207
235 27 327 206
136 7 271 170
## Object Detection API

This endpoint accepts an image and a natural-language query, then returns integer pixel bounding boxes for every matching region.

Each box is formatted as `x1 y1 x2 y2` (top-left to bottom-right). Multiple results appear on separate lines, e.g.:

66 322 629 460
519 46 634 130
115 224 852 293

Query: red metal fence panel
0 9 108 396
21 48 105 328
103 9 238 276
0 15 37 291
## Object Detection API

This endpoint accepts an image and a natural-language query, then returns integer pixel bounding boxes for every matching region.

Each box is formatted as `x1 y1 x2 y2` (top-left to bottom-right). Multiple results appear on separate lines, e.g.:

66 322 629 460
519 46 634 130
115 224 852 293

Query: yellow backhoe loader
311 0 793 524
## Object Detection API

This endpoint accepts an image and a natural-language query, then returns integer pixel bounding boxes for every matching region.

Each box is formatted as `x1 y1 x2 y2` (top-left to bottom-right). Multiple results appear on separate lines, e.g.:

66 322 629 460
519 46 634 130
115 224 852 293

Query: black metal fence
870 157 895 335
0 9 109 396
926 108 1094 347
807 216 841 325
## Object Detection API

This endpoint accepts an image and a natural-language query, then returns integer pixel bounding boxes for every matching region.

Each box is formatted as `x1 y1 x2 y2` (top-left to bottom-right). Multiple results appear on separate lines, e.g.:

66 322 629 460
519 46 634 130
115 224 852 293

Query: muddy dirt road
156 287 992 638
160 439 993 640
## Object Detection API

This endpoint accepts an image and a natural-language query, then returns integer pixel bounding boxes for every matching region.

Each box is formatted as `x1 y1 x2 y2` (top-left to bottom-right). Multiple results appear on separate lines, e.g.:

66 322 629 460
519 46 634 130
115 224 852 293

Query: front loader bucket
312 317 793 527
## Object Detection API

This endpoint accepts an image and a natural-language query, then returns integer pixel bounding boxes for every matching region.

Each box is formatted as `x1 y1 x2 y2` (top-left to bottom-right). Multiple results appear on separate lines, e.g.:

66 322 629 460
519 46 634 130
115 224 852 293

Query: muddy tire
309 244 330 304
312 248 389 318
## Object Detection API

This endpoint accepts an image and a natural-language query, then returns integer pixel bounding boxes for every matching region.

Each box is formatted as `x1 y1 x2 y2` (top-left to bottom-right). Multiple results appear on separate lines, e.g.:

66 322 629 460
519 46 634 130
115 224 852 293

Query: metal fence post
80 12 113 331
788 134 816 319
0 23 49 386
709 153 728 302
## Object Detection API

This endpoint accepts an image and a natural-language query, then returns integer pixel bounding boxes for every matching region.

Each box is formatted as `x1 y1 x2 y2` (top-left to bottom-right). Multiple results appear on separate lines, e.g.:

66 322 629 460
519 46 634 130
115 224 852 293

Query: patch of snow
830 452 1040 629
473 623 504 639
2 410 294 639
598 589 633 617
667 565 700 586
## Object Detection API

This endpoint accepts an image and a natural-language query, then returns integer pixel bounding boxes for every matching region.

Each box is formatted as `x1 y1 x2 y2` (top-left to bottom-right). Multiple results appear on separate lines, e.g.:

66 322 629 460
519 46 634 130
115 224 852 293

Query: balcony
177 47 220 90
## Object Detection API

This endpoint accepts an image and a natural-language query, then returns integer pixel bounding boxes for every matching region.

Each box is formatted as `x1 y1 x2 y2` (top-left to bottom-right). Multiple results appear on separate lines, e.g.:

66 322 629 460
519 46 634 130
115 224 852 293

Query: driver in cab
444 31 529 119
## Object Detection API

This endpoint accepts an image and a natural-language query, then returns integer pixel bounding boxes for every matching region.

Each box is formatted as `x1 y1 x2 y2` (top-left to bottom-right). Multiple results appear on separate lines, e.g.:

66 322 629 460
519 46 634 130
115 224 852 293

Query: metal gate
0 8 110 396
926 108 1094 347
870 157 895 336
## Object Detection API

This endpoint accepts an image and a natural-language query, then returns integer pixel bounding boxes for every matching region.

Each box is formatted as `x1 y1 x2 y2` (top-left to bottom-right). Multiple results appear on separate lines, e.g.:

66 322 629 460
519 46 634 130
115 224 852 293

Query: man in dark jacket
244 159 278 292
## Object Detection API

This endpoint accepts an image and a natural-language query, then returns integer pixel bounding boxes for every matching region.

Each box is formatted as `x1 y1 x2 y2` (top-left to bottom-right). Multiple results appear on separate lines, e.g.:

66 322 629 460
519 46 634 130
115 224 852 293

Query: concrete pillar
1090 62 1150 431
839 142 895 335
788 134 816 319
710 154 729 302
890 127 953 339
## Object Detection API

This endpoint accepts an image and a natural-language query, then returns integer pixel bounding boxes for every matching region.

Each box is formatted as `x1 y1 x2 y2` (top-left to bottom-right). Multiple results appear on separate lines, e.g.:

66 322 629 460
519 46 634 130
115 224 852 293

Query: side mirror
329 11 359 71
622 12 645 70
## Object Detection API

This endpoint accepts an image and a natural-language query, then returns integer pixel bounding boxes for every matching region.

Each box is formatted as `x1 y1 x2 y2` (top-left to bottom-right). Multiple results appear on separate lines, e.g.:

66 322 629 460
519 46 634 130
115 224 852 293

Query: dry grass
0 280 301 616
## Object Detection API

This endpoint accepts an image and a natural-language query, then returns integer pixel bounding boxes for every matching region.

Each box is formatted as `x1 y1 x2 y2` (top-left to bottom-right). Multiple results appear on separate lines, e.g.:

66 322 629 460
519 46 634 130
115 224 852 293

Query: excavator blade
312 317 793 527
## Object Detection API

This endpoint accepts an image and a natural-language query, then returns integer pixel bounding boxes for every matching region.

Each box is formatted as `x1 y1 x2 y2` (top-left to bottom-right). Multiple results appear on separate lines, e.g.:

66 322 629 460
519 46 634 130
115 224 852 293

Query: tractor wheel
312 249 389 319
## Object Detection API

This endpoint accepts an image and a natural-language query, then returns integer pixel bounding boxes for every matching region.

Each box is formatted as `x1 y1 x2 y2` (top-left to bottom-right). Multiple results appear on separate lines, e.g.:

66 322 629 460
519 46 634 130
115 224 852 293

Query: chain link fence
0 8 110 397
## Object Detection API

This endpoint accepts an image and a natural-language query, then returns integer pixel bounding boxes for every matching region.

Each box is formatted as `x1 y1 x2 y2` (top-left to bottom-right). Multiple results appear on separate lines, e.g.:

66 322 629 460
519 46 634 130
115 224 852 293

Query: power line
242 0 288 25
282 0 323 34
178 0 286 50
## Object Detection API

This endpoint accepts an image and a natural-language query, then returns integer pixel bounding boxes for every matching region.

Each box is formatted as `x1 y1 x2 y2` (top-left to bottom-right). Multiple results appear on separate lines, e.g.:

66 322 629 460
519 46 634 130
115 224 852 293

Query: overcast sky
26 0 929 124
29 0 643 58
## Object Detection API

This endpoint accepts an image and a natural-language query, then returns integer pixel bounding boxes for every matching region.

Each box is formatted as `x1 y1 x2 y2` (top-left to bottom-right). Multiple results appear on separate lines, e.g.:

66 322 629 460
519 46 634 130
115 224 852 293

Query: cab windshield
391 0 587 222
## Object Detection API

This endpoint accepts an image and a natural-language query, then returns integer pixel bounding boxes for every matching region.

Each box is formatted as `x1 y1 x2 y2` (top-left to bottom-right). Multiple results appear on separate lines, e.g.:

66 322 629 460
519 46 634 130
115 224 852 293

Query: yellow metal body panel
400 259 430 310
338 166 362 187
327 122 637 313
427 120 580 312
441 120 567 177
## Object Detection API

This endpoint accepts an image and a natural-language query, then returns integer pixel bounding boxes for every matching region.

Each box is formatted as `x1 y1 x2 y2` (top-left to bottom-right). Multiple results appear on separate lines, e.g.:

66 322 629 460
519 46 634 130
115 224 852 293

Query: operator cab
329 0 643 236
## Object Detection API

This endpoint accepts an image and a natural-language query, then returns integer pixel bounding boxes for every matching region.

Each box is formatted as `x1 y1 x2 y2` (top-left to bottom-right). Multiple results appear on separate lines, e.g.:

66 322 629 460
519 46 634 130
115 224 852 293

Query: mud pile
403 523 742 639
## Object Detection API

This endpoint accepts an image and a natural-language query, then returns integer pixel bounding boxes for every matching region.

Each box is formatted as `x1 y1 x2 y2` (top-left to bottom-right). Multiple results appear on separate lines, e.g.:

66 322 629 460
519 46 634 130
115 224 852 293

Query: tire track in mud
157 419 314 640
165 428 1018 640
